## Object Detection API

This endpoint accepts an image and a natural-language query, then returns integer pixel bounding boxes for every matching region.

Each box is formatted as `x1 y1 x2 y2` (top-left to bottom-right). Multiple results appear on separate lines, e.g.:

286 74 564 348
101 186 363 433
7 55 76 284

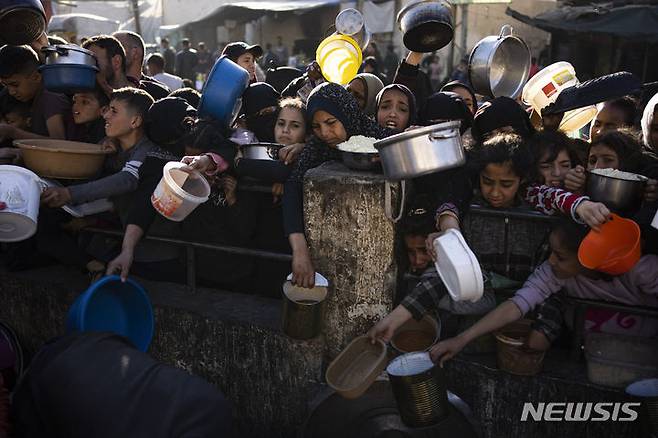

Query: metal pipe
566 297 658 318
83 228 293 262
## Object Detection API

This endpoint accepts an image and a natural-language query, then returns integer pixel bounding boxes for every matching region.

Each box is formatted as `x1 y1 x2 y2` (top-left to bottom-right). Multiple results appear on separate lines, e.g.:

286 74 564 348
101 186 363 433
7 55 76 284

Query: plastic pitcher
0 165 41 242
151 161 210 222
316 34 362 85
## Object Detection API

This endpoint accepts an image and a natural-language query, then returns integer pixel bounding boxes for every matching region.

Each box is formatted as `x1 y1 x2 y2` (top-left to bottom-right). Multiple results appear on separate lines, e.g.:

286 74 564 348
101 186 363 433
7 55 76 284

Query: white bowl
433 229 484 303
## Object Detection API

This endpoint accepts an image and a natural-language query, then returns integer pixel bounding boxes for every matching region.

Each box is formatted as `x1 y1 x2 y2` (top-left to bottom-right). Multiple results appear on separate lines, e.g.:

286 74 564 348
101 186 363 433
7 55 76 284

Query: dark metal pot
240 143 283 161
39 64 99 93
396 0 454 53
340 151 381 171
0 0 46 45
469 25 530 99
586 170 648 213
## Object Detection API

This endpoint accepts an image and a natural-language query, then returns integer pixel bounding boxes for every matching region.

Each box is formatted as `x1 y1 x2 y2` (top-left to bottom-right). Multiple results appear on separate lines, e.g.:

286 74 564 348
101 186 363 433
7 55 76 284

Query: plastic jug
316 34 362 85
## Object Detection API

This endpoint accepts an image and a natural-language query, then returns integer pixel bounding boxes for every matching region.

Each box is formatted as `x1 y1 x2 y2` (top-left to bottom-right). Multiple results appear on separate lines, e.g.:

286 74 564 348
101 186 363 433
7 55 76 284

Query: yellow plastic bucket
316 34 362 85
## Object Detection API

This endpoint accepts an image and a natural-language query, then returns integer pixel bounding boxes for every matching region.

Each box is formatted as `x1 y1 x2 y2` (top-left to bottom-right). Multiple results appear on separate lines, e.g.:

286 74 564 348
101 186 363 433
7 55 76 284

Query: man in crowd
113 31 170 100
175 38 198 83
273 36 288 67
196 42 212 76
222 42 263 83
160 37 176 74
146 53 183 91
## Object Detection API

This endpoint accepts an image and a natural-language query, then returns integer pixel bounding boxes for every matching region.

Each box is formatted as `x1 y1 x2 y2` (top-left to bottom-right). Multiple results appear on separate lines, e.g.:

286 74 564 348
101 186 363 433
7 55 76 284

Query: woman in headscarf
418 91 473 133
441 80 478 115
347 73 385 117
642 92 658 153
241 82 281 143
375 84 416 131
285 82 394 288
471 96 535 143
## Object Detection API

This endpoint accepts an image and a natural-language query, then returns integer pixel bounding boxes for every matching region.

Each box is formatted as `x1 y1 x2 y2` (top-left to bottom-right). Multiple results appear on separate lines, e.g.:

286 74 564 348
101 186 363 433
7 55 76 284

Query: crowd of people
0 28 657 371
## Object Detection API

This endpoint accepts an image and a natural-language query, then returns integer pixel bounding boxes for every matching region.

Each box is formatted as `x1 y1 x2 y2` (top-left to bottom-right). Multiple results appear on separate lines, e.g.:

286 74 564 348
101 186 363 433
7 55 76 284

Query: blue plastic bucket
198 56 250 127
66 275 154 352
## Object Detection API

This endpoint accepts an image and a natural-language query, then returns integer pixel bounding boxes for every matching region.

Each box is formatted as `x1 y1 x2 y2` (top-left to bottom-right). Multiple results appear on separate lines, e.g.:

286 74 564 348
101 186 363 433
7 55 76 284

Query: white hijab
641 92 658 151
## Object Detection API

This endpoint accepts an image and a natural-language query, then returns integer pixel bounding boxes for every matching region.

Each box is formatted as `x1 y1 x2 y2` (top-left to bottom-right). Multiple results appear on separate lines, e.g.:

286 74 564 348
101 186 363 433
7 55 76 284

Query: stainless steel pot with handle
335 8 371 51
42 45 99 67
374 121 465 180
468 25 531 99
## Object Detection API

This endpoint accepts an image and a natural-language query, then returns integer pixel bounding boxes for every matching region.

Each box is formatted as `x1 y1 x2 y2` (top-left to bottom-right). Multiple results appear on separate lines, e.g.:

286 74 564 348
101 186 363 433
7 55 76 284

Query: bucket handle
384 180 406 223
499 24 513 39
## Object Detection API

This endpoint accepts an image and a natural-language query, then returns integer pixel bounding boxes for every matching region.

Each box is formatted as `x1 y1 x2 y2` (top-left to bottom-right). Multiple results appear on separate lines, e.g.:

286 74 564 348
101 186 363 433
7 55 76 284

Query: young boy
70 86 109 144
41 87 155 208
0 45 70 140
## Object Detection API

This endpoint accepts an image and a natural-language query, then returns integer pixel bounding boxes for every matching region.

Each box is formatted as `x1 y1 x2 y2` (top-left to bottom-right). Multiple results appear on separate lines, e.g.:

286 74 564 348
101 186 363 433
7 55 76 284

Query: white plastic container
151 161 210 222
0 165 42 242
522 61 597 133
433 229 484 303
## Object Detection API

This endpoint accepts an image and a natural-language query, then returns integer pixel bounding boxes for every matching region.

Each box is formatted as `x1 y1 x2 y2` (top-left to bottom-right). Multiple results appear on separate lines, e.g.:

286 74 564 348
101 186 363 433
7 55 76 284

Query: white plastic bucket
651 207 658 230
522 61 597 133
0 165 41 242
151 161 210 222
522 61 578 110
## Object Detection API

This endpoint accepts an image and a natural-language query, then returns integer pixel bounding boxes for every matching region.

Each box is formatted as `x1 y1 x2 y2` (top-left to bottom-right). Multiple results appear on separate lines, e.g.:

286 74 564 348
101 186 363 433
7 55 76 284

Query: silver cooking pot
335 8 371 51
397 0 454 53
586 170 648 213
42 45 98 67
469 25 530 99
374 121 465 181
240 143 283 161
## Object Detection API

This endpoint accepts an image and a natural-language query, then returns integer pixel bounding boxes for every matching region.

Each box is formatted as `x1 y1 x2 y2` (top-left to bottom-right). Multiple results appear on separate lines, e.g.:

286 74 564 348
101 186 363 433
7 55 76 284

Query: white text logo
520 402 641 422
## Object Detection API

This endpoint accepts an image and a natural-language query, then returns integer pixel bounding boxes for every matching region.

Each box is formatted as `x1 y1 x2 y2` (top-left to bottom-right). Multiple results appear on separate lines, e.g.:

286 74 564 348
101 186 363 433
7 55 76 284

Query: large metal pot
397 0 454 53
374 121 465 180
335 8 371 51
199 56 250 128
42 44 98 67
240 143 283 161
586 170 648 213
0 0 46 45
340 150 380 171
468 25 530 99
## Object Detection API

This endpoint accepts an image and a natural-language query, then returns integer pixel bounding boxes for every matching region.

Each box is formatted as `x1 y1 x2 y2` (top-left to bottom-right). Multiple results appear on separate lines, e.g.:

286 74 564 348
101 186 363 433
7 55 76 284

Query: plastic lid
433 229 484 303
387 352 434 377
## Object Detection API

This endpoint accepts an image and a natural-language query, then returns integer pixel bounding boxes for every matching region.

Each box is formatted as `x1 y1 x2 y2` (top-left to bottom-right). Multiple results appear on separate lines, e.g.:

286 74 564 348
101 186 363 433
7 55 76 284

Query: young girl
375 84 416 131
346 73 385 117
642 92 658 154
429 219 658 366
589 97 637 143
529 130 580 189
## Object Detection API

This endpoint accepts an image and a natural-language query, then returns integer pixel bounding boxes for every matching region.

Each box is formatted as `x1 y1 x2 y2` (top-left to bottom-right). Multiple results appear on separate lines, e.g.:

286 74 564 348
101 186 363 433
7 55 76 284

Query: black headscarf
242 82 280 143
441 81 477 112
375 83 417 129
418 91 472 134
290 82 394 182
145 97 197 156
471 96 534 143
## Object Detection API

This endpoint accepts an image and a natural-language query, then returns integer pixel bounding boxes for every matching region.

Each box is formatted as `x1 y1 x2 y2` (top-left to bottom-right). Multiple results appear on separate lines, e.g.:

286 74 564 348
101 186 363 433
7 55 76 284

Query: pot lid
42 44 97 58
374 121 461 148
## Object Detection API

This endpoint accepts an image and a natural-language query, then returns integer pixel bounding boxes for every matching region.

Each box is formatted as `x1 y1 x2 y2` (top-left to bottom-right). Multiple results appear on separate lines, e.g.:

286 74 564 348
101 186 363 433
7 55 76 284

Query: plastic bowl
39 64 99 93
317 34 362 85
578 213 641 275
198 56 250 127
14 139 112 179
66 275 154 352
433 229 484 303
151 161 210 222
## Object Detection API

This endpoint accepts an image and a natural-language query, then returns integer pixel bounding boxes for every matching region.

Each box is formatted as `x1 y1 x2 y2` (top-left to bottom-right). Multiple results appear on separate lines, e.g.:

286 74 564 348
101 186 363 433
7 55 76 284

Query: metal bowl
586 170 648 213
240 143 283 161
340 150 381 171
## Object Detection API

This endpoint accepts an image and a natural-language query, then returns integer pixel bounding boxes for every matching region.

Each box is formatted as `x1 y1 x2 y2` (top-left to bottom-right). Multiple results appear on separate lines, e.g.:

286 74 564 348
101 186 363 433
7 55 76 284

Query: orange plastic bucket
578 213 641 275
316 34 362 85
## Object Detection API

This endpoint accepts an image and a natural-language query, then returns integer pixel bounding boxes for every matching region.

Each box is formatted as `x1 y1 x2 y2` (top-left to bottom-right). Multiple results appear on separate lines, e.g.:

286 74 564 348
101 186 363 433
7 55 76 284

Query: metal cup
281 281 328 340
